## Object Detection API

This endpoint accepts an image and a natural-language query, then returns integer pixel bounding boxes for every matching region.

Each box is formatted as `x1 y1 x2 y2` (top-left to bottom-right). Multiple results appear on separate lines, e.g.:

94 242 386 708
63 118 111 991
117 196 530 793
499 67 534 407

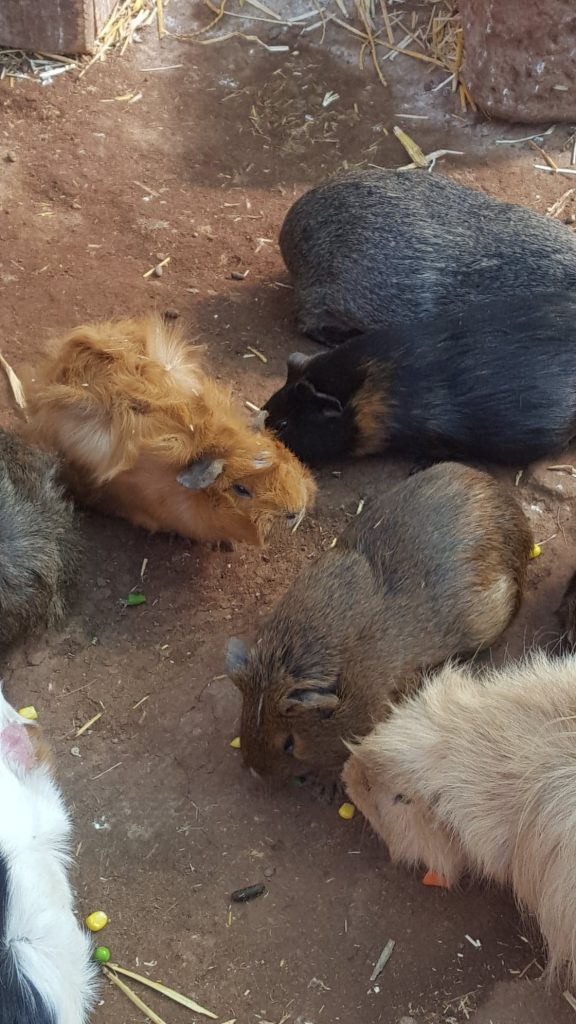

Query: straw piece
393 126 428 168
530 140 558 170
107 963 217 1018
0 353 26 409
103 967 168 1024
75 711 102 737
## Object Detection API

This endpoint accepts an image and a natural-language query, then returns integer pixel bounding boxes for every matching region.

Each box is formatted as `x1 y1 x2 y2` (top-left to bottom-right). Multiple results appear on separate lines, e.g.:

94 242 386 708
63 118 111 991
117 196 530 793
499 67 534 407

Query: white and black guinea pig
0 690 97 1023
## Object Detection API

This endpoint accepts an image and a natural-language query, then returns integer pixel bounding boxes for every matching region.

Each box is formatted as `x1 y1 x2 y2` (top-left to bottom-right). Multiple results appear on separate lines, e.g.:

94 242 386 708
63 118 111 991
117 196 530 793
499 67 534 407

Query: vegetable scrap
231 882 267 902
18 706 38 721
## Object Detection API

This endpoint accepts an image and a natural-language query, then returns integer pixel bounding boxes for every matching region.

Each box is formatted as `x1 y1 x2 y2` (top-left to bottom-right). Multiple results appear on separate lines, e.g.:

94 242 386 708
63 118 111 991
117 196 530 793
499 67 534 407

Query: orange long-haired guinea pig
343 651 576 988
24 316 316 546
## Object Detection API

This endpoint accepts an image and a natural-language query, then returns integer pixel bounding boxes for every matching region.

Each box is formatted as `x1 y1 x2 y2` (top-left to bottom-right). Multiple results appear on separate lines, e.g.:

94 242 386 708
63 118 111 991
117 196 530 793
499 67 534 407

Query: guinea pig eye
283 735 294 755
232 482 252 499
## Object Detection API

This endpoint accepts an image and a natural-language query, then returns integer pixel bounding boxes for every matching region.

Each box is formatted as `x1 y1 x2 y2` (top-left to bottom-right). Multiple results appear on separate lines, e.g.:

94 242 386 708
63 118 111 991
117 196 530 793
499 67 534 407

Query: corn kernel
85 911 109 932
338 802 356 820
529 544 542 560
18 706 38 721
230 736 241 749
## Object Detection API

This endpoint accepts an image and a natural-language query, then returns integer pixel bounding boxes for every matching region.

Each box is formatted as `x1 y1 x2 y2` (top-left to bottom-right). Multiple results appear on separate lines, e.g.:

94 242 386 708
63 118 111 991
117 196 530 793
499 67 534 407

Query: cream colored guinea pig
343 651 576 986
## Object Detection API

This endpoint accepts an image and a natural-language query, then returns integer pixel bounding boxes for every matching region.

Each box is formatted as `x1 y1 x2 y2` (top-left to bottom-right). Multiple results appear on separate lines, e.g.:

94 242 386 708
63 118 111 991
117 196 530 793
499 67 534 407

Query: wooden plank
0 0 115 55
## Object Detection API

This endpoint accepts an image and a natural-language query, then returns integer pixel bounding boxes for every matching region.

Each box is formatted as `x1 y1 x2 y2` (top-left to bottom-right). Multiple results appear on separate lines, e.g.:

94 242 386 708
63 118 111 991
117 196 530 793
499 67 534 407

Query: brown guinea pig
226 463 532 783
343 651 576 987
24 315 316 546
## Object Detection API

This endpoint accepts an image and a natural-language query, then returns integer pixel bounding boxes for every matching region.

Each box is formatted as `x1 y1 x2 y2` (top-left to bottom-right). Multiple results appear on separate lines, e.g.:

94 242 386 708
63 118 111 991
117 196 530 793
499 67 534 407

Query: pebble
152 264 163 278
5 151 16 163
264 866 275 878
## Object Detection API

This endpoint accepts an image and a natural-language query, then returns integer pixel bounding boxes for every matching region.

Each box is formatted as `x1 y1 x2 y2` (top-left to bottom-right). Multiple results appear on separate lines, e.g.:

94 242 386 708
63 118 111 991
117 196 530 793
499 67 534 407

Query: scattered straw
81 0 169 77
75 711 103 737
0 49 79 83
107 963 217 1017
535 164 576 178
0 353 26 410
246 345 268 363
175 0 468 106
546 188 576 218
103 967 168 1024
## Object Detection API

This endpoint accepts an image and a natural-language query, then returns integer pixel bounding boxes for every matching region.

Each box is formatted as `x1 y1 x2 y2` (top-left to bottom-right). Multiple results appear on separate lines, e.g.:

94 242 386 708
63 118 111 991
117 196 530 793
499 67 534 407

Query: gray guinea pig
226 462 532 783
279 168 576 345
0 430 81 647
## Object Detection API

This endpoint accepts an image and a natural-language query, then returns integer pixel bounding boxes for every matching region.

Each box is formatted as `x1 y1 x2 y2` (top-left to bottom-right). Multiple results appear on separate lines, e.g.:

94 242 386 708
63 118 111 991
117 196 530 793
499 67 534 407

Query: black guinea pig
263 292 576 468
279 168 576 345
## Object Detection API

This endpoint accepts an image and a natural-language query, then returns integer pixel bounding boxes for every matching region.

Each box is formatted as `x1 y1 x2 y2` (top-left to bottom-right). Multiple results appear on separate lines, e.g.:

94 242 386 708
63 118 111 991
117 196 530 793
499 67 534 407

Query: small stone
5 151 16 163
153 264 163 278
264 866 275 878
566 213 576 224
230 270 249 281
156 252 167 261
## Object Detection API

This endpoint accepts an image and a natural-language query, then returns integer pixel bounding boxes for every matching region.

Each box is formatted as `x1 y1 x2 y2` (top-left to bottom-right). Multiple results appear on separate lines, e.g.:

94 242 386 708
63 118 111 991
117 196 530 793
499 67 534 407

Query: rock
4 151 16 163
460 0 575 122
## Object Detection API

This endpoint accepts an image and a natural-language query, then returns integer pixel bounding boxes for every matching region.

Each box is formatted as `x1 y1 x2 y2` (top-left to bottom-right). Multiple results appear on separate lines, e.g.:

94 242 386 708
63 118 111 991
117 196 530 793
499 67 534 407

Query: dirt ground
1 2 576 1022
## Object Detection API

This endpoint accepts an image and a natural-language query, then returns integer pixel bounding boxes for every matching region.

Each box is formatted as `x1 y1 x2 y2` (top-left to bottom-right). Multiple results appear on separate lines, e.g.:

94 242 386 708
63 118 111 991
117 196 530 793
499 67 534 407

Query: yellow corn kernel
338 802 356 820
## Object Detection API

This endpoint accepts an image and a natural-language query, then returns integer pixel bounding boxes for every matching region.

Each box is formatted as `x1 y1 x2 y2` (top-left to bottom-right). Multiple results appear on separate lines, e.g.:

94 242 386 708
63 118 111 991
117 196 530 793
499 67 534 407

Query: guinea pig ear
177 457 224 491
287 352 311 379
280 683 340 718
225 637 250 678
295 380 343 419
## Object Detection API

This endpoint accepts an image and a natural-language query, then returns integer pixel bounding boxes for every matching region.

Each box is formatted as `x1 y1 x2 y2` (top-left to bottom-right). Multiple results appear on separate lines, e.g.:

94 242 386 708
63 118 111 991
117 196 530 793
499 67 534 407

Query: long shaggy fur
0 689 97 1023
0 431 80 647
343 651 576 986
25 316 316 546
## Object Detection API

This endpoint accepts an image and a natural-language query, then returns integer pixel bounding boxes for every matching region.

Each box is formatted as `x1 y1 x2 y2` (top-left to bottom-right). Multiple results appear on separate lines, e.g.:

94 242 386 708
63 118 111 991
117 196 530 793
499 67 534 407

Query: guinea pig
343 650 576 987
226 463 532 782
279 168 576 345
558 570 576 648
24 315 316 547
263 292 576 468
0 430 80 648
0 688 97 1022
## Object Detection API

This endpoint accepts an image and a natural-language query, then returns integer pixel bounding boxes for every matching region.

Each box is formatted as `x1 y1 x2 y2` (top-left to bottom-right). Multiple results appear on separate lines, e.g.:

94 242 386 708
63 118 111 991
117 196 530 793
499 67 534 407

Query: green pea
93 946 111 964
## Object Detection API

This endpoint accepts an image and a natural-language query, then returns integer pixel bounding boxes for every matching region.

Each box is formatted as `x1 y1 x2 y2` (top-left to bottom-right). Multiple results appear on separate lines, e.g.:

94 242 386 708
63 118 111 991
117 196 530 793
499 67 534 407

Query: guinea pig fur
343 650 576 988
279 168 576 345
0 430 80 648
264 292 576 468
226 463 532 783
25 315 316 546
0 689 97 1023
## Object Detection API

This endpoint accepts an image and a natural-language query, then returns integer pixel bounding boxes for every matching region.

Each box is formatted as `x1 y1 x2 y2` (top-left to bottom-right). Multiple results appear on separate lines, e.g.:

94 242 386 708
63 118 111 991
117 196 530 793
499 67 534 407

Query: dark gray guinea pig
0 430 81 647
226 463 532 782
264 292 576 468
279 168 576 345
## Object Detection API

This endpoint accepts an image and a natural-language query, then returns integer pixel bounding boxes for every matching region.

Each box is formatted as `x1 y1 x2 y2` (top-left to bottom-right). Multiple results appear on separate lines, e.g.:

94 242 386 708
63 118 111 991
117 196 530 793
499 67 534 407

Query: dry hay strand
184 0 472 112
80 0 169 76
0 49 79 83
